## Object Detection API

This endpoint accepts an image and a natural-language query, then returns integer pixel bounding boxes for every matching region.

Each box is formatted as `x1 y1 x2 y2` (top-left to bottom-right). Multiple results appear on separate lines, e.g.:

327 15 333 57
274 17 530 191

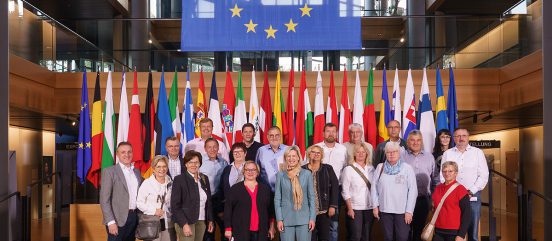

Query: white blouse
136 175 172 227
198 179 208 221
341 162 375 210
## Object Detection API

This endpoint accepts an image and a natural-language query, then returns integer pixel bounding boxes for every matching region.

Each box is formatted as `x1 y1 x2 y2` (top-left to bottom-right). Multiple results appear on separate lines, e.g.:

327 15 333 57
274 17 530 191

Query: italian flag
363 69 377 148
233 71 247 143
169 70 181 140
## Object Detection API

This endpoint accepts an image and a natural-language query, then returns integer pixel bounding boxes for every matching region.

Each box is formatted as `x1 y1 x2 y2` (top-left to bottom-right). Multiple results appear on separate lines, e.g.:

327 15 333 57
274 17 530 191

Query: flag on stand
77 70 92 184
195 69 207 138
352 69 364 126
419 68 436 153
101 71 116 168
326 67 338 125
284 68 295 145
208 72 224 142
391 67 402 136
338 68 352 143
233 71 248 143
248 69 261 142
142 71 156 176
377 67 391 143
296 68 313 156
313 70 325 144
88 72 103 188
222 69 236 149
402 68 416 138
181 69 195 151
116 71 129 147
447 66 458 141
259 69 273 144
169 69 182 140
363 68 377 148
154 68 175 156
128 70 144 174
435 68 448 132
273 70 286 133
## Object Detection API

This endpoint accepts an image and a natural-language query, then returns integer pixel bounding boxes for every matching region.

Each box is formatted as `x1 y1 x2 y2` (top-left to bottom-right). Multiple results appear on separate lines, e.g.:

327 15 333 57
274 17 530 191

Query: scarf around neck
383 159 403 175
287 164 303 210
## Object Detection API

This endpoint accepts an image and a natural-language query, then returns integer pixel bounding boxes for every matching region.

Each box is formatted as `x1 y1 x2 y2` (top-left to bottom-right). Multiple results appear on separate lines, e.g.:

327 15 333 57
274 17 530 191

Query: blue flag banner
447 66 458 145
181 0 361 51
77 70 92 184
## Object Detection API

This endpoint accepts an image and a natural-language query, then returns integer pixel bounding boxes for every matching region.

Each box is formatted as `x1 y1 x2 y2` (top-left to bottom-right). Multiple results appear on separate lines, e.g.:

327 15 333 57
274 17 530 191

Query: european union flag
77 70 92 184
181 0 361 51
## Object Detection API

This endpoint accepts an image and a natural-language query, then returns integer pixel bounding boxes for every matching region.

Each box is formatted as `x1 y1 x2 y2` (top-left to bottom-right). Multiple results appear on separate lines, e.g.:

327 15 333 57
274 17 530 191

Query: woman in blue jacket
274 145 316 241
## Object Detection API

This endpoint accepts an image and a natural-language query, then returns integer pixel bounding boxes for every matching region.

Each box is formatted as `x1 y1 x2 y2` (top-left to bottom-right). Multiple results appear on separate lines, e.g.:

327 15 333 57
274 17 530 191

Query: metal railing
0 191 22 241
22 171 62 241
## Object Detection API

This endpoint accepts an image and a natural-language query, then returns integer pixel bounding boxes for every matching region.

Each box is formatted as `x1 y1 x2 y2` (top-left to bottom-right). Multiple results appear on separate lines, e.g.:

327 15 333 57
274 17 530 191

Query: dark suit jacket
167 156 185 179
171 170 213 226
224 182 273 241
302 163 339 212
214 165 233 213
373 139 407 167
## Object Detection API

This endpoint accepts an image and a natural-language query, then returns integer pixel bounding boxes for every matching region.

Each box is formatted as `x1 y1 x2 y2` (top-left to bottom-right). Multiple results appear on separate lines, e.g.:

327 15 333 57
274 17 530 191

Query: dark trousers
312 213 332 241
432 231 457 241
107 210 138 241
411 195 431 241
204 213 226 241
346 210 374 241
380 213 410 241
249 231 259 241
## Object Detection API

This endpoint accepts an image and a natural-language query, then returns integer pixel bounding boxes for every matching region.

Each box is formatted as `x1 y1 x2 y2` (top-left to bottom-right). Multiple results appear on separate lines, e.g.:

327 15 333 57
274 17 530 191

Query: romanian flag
377 67 391 144
363 68 377 149
195 69 207 137
435 68 448 132
87 72 103 188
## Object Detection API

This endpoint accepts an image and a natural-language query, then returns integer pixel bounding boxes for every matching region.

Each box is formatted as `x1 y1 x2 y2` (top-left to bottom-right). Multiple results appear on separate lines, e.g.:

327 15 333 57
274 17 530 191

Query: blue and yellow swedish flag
181 0 361 51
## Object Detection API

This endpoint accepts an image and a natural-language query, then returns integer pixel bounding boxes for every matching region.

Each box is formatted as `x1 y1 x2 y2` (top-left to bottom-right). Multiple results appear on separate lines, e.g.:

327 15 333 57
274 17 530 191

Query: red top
247 185 259 231
431 180 469 230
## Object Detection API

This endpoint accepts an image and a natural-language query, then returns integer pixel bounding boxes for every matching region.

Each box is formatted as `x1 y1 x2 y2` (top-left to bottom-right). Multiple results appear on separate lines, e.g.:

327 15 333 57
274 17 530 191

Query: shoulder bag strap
350 165 371 191
430 183 460 225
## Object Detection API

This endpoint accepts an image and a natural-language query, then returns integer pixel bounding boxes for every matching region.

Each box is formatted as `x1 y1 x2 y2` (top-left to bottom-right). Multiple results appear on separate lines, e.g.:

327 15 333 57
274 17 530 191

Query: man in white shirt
440 128 489 241
100 142 143 241
184 118 229 163
165 136 184 179
315 123 348 241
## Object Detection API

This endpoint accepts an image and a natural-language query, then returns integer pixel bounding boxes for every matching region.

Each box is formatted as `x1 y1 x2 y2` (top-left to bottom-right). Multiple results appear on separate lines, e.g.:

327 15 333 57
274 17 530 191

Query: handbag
135 213 161 240
421 183 459 241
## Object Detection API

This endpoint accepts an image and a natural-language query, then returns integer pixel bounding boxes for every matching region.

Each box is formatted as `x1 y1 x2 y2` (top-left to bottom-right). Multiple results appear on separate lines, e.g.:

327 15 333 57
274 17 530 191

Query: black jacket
171 170 213 226
302 163 339 212
213 165 234 213
224 181 274 241
373 139 407 167
167 156 185 179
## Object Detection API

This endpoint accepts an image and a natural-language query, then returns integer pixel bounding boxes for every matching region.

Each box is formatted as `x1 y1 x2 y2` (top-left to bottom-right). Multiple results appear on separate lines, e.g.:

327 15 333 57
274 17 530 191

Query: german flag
142 71 155 177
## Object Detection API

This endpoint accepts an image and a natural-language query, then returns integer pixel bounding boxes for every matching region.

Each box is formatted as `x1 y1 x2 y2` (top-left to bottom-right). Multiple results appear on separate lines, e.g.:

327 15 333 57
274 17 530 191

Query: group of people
100 117 489 241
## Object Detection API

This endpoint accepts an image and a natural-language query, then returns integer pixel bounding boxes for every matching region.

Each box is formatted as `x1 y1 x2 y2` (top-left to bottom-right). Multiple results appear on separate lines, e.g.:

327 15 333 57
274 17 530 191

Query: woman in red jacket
431 161 472 241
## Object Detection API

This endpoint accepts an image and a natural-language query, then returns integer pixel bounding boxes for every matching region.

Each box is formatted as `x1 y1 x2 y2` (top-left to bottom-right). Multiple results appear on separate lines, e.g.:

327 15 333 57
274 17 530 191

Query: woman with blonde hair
302 145 339 241
341 142 376 241
274 146 316 241
137 155 173 241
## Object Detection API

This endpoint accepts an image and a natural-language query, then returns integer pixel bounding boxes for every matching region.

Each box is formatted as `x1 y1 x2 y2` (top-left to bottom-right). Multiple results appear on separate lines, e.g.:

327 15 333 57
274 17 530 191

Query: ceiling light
148 39 153 44
8 1 15 13
400 37 405 43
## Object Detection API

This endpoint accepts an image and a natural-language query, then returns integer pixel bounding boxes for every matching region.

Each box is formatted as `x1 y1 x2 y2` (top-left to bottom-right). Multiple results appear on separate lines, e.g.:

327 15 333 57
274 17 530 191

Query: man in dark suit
373 120 407 166
100 142 144 241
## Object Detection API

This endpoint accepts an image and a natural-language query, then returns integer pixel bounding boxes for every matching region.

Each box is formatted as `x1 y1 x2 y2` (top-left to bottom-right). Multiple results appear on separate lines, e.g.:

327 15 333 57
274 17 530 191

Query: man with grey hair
401 130 436 241
374 120 407 167
343 123 374 163
441 128 488 241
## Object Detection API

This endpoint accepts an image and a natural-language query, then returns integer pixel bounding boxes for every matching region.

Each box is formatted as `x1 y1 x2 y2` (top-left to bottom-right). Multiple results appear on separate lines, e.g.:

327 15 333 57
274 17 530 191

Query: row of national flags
76 66 458 188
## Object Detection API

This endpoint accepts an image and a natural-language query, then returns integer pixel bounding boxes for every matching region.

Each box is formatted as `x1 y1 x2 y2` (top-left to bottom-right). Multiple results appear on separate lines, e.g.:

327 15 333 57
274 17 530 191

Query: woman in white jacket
137 155 173 241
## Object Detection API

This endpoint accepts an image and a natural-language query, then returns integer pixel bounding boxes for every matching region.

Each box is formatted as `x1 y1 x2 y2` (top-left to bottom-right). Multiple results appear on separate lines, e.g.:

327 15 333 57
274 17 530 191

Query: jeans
106 210 138 241
346 210 374 241
467 192 482 241
380 213 410 241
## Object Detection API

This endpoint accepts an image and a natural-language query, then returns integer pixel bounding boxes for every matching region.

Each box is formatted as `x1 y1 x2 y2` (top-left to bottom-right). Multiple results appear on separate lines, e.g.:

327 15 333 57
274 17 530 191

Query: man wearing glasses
440 128 489 241
255 126 288 192
373 120 407 167
343 123 374 164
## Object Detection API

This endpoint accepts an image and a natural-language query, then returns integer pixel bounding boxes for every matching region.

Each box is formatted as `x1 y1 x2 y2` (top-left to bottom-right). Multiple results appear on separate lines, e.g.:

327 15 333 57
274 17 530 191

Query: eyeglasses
233 150 245 154
454 135 468 138
244 168 258 173
309 151 321 155
186 161 200 166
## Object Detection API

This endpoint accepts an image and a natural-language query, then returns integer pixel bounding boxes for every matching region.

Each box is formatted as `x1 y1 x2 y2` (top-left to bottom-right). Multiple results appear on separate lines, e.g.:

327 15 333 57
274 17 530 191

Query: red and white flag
313 70 325 144
326 68 338 125
352 69 364 126
338 68 352 143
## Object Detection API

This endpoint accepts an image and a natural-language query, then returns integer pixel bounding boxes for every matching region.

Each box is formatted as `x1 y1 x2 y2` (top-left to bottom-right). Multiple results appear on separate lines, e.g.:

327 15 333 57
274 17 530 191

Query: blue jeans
468 192 482 241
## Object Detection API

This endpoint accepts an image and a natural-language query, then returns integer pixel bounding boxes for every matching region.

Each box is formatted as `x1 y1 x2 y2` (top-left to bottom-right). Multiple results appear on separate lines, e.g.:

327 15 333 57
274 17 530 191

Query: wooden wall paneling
499 69 543 110
70 204 106 241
